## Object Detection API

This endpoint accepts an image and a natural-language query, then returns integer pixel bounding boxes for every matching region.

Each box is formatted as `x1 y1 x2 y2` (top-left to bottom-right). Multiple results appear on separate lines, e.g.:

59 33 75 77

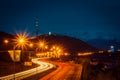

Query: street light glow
45 46 48 49
4 39 9 44
49 45 64 58
19 39 24 43
13 32 29 50
38 39 47 49
29 43 33 47
39 43 44 47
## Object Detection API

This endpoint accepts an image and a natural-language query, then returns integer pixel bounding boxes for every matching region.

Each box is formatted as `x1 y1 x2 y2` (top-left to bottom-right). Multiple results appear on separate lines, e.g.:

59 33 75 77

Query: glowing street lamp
29 43 33 48
38 40 48 50
39 43 44 47
4 39 9 44
13 32 29 50
34 39 48 57
19 39 24 43
64 53 68 56
45 46 48 49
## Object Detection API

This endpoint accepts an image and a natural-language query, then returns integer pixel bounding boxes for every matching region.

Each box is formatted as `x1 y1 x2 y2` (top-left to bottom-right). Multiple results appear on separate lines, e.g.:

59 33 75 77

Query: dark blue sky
0 0 120 40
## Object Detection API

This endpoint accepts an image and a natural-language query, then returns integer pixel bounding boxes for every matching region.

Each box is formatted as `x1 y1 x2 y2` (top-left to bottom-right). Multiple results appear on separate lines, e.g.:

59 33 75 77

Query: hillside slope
32 34 98 54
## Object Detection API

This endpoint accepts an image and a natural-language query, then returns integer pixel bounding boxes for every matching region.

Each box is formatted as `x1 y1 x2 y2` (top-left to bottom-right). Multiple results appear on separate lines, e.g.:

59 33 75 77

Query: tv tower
35 18 39 38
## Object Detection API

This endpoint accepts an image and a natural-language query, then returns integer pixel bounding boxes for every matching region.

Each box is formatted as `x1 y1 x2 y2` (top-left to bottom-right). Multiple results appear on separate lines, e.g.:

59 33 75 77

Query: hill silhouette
0 31 98 53
31 34 98 55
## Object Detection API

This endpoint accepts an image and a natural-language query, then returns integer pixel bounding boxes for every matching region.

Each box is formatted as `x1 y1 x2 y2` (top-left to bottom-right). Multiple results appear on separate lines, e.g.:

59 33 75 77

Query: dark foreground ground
81 52 120 80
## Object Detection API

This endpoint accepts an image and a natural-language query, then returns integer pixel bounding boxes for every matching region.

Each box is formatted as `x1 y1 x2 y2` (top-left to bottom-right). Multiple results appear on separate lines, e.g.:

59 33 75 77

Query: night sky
0 0 120 41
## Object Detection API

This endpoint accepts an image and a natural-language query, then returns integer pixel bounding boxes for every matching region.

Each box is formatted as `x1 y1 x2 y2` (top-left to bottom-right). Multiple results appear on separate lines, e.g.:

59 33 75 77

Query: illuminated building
110 45 114 52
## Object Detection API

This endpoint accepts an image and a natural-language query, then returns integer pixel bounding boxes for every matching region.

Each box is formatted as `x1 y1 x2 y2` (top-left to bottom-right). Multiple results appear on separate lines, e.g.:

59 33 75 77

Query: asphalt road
40 61 83 80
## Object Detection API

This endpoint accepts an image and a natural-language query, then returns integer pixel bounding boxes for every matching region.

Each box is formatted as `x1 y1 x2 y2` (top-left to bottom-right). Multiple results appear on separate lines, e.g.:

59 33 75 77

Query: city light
19 39 24 43
37 39 48 51
49 45 64 58
39 42 44 47
38 39 47 48
29 43 33 48
98 50 104 53
45 46 48 49
78 52 93 56
64 53 69 56
4 39 9 44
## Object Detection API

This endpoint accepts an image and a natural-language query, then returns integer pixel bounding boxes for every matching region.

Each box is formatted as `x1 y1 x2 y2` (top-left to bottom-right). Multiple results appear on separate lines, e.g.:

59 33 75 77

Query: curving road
40 61 82 80
0 58 54 80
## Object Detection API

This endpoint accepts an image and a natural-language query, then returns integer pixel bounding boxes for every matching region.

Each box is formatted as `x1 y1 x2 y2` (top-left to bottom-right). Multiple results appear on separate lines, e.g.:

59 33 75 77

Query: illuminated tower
35 18 39 38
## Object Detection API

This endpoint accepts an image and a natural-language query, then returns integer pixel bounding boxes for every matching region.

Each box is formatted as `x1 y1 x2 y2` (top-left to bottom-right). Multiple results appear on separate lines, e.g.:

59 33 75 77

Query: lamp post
13 37 26 80
39 42 44 57
12 32 29 80
13 46 16 80
3 32 31 80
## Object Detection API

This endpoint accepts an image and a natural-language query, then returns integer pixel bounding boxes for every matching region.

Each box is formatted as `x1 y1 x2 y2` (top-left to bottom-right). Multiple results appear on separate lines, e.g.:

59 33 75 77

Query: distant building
8 50 21 62
110 45 114 52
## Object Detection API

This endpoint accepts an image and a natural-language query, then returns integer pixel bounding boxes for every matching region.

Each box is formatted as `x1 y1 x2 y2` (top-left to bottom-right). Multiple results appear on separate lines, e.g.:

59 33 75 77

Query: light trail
0 58 54 80
40 61 83 80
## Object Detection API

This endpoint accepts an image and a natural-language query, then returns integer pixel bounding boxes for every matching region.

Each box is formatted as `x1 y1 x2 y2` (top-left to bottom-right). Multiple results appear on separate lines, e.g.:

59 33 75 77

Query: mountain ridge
86 38 120 50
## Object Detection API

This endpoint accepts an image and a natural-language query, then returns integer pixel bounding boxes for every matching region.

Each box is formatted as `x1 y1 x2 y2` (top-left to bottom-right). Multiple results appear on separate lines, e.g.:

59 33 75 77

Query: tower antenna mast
35 18 39 38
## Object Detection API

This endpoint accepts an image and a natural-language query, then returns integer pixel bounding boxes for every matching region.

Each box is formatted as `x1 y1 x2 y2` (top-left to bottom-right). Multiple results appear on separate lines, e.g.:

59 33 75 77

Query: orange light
64 53 68 56
13 32 29 50
52 46 55 49
40 43 44 47
56 47 59 50
4 39 9 44
29 43 33 47
78 52 93 56
45 46 48 49
108 50 112 53
19 39 24 43
37 39 48 50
